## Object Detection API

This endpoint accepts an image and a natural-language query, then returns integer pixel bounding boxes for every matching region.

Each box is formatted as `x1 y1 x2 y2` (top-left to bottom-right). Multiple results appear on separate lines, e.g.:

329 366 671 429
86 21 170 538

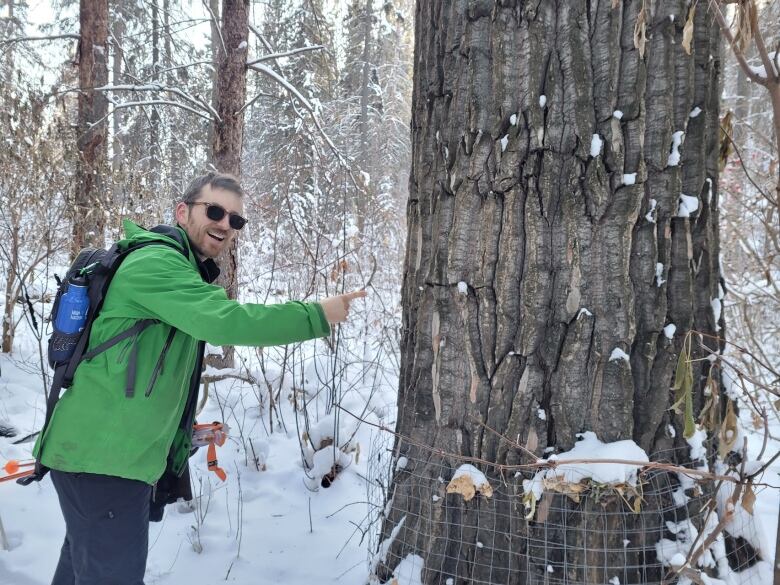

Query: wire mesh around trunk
366 436 765 585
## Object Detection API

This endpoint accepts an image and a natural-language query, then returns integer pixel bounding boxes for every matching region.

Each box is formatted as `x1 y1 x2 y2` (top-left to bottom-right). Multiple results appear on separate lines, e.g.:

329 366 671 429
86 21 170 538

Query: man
34 172 365 585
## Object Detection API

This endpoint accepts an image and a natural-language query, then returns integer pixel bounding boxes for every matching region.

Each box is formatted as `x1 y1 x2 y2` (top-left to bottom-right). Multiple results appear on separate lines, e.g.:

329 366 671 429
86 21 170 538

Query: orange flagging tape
0 469 34 483
1 460 35 483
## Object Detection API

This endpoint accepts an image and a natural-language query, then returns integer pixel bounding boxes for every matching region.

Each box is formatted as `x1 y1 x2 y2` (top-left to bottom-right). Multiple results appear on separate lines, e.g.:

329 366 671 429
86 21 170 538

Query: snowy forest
0 1 779 585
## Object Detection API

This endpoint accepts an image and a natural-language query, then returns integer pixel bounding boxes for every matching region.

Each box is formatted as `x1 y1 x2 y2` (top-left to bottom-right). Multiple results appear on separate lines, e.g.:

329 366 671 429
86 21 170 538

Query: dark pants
50 470 152 585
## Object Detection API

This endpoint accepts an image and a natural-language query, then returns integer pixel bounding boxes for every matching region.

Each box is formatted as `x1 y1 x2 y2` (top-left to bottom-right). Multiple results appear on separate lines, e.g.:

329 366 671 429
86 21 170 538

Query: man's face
175 185 244 259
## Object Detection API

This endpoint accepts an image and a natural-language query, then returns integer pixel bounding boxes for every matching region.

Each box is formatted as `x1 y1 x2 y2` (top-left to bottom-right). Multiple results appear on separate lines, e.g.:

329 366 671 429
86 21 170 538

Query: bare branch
156 60 215 75
246 45 324 67
247 63 350 167
247 23 269 49
95 83 221 121
0 34 80 46
202 0 225 56
235 91 280 115
709 0 768 85
749 2 780 82
89 100 214 132
720 123 775 205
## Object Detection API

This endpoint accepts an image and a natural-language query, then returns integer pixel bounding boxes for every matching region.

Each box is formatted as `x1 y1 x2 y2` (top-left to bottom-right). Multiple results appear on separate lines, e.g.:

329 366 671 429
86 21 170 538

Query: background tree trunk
378 1 723 583
208 0 249 369
73 0 109 254
1 222 18 354
208 0 220 156
110 0 125 205
356 0 373 236
149 0 160 193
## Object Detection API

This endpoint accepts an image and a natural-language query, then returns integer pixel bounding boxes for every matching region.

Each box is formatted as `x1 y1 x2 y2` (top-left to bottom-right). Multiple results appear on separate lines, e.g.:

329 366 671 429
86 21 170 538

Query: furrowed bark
379 1 722 583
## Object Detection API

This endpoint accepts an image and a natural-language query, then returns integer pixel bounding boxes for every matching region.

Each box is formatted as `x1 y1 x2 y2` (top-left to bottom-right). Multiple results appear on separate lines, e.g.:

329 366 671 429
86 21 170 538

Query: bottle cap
69 275 88 287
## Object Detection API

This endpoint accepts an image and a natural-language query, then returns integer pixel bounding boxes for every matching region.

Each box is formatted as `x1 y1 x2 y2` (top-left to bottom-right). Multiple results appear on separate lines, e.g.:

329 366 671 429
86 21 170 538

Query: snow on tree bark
379 1 722 583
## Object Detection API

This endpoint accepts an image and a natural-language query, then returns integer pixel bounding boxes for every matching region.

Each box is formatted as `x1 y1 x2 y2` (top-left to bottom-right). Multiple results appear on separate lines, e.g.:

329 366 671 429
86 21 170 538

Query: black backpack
18 225 188 486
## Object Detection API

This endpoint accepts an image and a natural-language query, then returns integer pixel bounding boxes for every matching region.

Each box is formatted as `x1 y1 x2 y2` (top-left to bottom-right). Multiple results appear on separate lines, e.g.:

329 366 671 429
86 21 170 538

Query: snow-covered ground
1 294 778 585
0 293 398 585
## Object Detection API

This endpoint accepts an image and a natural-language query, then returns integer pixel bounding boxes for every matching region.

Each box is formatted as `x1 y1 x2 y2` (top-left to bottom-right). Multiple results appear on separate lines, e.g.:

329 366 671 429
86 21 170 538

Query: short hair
181 172 243 204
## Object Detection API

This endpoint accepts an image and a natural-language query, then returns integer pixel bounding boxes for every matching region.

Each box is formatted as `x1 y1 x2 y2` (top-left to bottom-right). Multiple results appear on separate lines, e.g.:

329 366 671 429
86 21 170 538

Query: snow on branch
88 100 214 131
245 22 366 201
94 83 220 121
246 63 347 167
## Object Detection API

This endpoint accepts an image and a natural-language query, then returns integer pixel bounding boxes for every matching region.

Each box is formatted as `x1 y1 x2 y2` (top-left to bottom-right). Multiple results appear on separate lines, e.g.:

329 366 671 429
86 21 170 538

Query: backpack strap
81 319 159 362
16 365 67 486
77 237 186 396
144 327 177 397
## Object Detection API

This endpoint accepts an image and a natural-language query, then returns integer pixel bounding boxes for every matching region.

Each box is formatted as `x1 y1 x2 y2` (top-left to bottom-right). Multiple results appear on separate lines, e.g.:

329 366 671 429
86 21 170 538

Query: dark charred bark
379 1 722 583
73 0 109 255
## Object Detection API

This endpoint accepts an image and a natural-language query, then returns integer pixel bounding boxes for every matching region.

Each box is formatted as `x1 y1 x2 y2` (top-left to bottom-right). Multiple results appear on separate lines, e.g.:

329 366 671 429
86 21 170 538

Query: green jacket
34 220 329 484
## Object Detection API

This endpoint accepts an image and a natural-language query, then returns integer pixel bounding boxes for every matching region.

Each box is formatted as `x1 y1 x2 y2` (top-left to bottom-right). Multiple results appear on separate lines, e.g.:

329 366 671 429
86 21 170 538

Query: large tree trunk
73 0 109 254
208 0 249 369
377 2 723 583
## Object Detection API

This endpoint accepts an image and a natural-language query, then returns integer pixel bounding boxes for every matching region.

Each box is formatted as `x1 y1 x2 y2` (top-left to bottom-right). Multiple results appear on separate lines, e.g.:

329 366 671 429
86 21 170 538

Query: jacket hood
120 219 191 257
120 219 220 283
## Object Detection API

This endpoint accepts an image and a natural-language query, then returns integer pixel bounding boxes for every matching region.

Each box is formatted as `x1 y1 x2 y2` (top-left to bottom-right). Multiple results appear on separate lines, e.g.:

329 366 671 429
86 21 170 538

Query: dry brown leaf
525 426 539 454
354 442 361 464
751 412 763 430
446 473 493 502
734 0 756 53
536 490 553 523
632 496 642 514
682 5 695 56
718 400 739 458
719 111 734 171
612 0 620 8
543 476 587 503
699 374 720 432
741 483 756 515
633 5 647 58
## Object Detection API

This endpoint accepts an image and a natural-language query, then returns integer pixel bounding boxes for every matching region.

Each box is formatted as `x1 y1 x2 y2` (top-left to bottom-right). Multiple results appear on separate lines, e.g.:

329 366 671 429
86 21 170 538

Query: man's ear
175 202 188 225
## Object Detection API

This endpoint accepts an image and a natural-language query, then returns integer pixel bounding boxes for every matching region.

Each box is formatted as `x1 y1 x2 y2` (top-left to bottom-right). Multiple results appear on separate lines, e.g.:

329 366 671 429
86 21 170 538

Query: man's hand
320 290 367 324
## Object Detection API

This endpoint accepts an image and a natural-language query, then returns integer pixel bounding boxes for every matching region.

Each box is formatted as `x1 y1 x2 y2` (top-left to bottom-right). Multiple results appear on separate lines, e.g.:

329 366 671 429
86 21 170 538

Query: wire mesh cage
366 438 769 585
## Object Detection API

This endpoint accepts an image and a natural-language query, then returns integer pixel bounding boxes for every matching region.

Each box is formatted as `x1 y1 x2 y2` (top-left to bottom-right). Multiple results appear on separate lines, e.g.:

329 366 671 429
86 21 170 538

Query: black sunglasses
189 201 247 230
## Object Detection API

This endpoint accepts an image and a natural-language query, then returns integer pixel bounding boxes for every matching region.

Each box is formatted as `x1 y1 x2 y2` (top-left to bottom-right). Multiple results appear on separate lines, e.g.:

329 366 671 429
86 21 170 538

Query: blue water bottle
50 275 90 365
